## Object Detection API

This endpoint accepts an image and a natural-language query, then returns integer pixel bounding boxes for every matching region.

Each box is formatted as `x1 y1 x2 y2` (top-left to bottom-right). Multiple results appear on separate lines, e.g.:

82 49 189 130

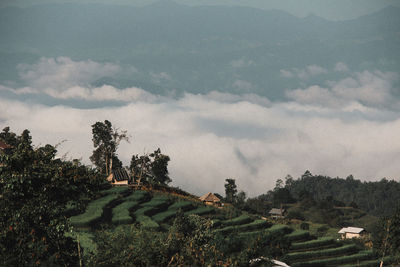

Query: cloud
233 79 253 91
286 70 398 108
17 57 122 89
280 64 328 80
2 57 400 197
230 58 254 68
334 62 349 72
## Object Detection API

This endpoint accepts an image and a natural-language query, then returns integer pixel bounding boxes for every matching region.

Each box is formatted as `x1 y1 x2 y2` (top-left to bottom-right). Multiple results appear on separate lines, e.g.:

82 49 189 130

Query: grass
290 250 374 266
70 194 120 227
100 186 131 195
152 201 194 223
285 230 310 242
111 200 140 225
290 237 336 251
185 206 215 216
123 190 149 202
65 231 97 256
287 244 358 262
215 219 270 235
220 214 253 227
135 215 160 230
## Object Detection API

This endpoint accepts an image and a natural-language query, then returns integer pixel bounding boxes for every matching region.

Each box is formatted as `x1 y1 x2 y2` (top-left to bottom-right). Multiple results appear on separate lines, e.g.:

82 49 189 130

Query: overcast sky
1 0 399 20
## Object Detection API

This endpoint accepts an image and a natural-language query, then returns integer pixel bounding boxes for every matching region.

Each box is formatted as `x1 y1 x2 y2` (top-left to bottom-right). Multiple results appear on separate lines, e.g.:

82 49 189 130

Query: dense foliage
0 127 104 265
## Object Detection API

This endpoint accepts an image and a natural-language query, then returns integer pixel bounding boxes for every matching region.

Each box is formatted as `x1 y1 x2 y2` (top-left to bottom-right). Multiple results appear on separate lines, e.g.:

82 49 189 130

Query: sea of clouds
1 57 399 196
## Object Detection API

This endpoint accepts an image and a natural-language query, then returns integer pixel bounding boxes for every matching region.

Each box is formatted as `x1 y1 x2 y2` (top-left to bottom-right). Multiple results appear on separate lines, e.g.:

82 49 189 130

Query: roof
0 140 11 150
338 227 365 234
269 208 285 215
111 168 130 181
199 192 221 203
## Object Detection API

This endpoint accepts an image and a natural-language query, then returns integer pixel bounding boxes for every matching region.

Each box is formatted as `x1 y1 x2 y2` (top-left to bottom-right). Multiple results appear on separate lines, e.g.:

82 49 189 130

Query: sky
1 57 400 196
1 0 399 20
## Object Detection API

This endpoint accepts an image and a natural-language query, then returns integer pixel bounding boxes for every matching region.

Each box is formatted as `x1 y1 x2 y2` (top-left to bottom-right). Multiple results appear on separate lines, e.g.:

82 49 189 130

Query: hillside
67 186 392 266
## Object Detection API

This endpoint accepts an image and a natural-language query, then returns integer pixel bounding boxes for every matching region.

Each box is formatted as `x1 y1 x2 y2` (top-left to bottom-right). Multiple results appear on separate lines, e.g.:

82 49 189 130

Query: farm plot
185 206 215 216
220 214 253 227
152 201 194 223
290 237 337 252
132 194 171 229
290 250 375 267
215 219 270 235
285 230 311 242
70 194 120 227
111 200 140 225
286 243 358 263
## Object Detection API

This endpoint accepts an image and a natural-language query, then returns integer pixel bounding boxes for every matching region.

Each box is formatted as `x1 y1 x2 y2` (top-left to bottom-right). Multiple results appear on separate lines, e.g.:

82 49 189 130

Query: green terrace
68 187 391 266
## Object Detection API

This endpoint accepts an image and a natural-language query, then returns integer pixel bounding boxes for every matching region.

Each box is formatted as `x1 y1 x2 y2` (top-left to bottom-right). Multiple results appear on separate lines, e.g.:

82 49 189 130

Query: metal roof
338 227 365 234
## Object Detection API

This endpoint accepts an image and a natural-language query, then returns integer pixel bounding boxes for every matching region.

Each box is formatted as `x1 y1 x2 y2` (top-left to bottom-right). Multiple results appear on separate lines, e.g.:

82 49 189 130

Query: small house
199 192 221 207
107 168 132 185
269 208 286 219
338 227 366 239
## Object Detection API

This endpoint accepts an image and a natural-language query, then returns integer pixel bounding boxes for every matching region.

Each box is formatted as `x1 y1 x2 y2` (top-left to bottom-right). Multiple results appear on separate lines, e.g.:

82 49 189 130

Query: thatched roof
199 192 221 203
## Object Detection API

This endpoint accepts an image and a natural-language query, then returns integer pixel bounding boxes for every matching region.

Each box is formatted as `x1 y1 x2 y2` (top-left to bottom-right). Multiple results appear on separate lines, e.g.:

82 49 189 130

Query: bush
316 225 329 237
287 210 305 221
70 194 120 227
300 222 309 230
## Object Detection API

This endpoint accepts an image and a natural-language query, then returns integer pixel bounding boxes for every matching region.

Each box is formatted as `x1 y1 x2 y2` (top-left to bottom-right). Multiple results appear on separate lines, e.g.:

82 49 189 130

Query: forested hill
286 172 400 217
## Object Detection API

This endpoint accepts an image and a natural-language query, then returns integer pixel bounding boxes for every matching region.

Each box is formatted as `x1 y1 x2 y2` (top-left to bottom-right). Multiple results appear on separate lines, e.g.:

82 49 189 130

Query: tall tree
225 178 237 204
130 148 171 185
90 120 128 175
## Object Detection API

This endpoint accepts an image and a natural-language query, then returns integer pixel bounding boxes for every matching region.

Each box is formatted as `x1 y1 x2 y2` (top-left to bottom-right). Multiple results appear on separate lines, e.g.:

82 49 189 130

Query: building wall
345 232 360 239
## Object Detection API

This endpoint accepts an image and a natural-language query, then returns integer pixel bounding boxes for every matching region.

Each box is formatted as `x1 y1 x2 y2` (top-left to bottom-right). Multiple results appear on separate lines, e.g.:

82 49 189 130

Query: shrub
135 215 160 230
287 210 305 220
70 194 120 227
316 225 329 237
152 201 194 223
267 224 292 235
124 190 149 202
300 222 309 230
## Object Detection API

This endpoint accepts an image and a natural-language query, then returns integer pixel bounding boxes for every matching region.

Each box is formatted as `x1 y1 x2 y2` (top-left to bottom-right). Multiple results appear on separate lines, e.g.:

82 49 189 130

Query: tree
90 120 129 175
130 148 171 185
0 128 80 265
225 178 237 204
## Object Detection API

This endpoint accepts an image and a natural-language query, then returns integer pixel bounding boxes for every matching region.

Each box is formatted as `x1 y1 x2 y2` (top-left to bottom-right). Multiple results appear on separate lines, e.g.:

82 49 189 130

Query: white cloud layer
1 57 400 197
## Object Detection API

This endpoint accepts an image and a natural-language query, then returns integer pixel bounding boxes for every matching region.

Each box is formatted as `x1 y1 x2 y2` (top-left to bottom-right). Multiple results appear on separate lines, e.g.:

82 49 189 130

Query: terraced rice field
68 187 388 266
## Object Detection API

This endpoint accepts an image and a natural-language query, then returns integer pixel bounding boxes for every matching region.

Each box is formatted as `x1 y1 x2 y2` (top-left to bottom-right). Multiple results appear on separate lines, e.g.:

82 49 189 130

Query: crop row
111 201 140 225
214 219 270 235
70 194 120 227
152 201 194 223
290 237 336 251
286 244 357 262
285 230 310 242
220 214 253 227
100 186 131 195
185 206 215 216
290 250 374 267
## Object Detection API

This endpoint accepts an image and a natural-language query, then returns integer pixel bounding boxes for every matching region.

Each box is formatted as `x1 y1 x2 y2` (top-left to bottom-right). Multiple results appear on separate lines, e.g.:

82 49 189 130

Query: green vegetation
285 230 310 242
215 219 270 235
70 194 120 227
185 206 215 216
290 250 375 267
152 201 193 223
111 201 140 225
220 214 253 226
286 244 358 262
290 237 336 251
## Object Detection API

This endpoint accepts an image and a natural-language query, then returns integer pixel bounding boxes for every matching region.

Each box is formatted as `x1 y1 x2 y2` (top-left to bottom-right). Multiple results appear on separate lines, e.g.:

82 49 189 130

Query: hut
338 227 366 239
107 168 132 185
199 192 221 206
268 208 286 219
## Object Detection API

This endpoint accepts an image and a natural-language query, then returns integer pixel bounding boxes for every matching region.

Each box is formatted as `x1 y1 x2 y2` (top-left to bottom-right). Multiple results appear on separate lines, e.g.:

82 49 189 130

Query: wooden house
268 208 286 219
338 227 366 239
199 192 221 207
106 168 132 185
